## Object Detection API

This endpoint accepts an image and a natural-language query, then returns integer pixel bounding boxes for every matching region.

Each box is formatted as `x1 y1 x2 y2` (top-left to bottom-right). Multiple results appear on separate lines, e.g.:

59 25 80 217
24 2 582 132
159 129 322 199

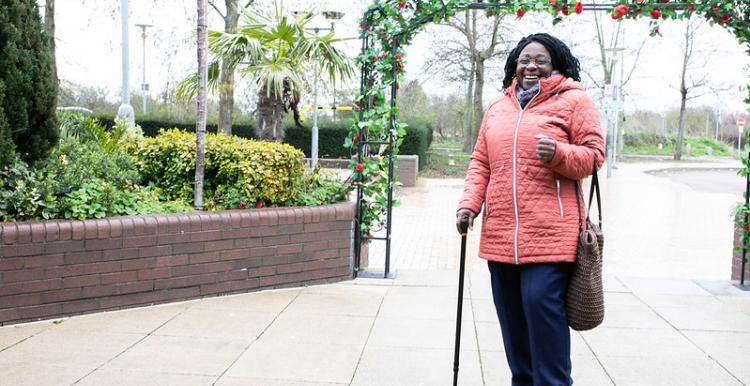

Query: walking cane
453 216 470 386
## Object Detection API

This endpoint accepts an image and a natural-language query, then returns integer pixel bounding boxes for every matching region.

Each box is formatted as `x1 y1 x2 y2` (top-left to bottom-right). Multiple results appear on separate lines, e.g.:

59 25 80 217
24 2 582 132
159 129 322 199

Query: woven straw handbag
566 159 604 331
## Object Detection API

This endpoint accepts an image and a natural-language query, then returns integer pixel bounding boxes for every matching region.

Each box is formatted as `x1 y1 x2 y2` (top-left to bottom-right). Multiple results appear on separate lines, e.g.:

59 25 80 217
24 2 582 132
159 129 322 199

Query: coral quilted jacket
458 74 605 264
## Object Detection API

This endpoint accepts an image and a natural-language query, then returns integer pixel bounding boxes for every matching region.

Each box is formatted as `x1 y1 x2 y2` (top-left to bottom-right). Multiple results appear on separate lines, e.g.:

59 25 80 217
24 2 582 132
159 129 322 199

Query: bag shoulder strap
574 155 602 231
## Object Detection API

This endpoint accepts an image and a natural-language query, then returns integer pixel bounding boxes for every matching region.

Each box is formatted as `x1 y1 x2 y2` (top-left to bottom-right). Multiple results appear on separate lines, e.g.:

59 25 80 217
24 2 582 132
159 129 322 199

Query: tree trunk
462 60 475 153
472 55 485 150
44 0 57 84
195 0 208 209
218 0 241 135
674 21 691 161
675 84 688 161
255 88 285 141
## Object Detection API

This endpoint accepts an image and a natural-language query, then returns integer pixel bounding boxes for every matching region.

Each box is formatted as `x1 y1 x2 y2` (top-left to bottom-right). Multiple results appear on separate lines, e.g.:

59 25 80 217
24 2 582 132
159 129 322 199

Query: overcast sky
50 0 749 115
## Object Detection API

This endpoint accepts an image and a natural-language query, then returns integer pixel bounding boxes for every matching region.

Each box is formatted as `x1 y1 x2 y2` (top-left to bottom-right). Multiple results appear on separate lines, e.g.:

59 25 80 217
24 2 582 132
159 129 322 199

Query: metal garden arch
349 0 750 278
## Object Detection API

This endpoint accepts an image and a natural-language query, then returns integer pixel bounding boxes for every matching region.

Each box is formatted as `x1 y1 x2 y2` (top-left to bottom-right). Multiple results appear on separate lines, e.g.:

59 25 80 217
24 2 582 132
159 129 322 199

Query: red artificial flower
662 0 669 2
712 4 720 10
516 9 525 18
397 1 405 9
239 201 246 209
650 9 662 19
379 29 385 36
611 11 622 20
615 5 629 14
381 52 387 59
744 225 750 231
688 5 696 11
721 13 731 23
396 13 402 18
636 9 643 14
574 2 583 14
353 133 360 141
562 6 570 15
372 55 378 62
486 10 494 17
256 202 263 208
395 54 402 61
653 26 660 35
356 163 364 172
636 0 644 3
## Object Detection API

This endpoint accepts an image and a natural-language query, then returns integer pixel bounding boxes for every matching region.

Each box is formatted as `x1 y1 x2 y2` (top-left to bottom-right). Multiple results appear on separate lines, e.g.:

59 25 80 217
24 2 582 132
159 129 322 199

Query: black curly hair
502 33 581 90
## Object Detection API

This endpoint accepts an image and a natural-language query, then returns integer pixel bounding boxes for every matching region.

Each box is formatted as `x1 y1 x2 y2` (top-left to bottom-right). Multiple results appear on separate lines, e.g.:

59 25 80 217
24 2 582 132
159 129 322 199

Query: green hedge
132 129 304 210
285 120 433 167
94 115 256 139
95 115 433 166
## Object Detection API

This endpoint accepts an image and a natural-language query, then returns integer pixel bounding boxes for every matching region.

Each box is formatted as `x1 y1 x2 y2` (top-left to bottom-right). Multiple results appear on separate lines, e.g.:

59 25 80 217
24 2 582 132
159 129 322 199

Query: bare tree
422 11 512 152
208 0 255 135
43 0 57 84
195 0 208 210
674 18 717 160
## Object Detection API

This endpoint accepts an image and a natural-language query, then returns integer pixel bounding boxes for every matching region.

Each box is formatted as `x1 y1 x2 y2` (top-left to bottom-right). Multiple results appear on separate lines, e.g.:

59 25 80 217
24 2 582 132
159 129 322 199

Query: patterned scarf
516 83 540 110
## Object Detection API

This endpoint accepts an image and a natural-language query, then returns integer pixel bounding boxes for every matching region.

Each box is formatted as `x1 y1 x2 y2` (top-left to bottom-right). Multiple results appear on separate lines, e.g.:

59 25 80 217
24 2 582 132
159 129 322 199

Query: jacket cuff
548 141 569 168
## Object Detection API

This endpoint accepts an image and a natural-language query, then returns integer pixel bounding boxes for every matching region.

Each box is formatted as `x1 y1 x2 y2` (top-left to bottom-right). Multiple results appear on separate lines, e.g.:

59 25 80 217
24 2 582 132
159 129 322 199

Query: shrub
0 0 58 166
133 129 305 209
0 159 57 221
61 180 192 220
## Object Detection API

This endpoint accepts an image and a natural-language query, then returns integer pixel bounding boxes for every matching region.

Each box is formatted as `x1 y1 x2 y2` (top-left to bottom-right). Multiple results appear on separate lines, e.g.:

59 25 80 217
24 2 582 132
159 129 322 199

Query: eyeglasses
518 58 551 67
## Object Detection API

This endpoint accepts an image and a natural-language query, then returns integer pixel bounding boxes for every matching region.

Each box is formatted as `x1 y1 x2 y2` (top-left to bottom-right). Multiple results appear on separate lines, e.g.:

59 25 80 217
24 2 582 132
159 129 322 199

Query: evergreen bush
0 0 58 168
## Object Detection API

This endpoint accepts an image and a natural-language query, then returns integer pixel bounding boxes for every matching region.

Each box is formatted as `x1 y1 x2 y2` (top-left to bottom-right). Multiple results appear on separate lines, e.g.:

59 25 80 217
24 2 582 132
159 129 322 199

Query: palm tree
178 1 355 141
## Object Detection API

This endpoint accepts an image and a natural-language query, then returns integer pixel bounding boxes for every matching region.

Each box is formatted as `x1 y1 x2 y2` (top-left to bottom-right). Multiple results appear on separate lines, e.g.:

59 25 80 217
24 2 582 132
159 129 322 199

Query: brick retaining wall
0 202 355 325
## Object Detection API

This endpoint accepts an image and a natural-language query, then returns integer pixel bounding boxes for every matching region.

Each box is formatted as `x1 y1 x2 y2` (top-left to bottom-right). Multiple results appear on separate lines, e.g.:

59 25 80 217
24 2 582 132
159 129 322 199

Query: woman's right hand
455 209 476 234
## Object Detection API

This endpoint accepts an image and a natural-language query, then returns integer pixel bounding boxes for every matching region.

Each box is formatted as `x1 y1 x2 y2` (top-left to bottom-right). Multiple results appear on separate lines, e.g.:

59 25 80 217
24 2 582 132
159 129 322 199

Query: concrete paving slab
0 322 49 351
378 286 466 321
153 308 278 342
570 354 615 386
475 321 503 352
392 269 459 287
351 347 483 386
598 300 673 329
103 335 246 376
0 329 143 368
653 303 750 332
225 341 362 384
0 363 93 386
366 316 477 351
618 276 714 296
603 275 630 293
471 298 499 323
581 326 705 358
636 293 725 309
192 288 299 313
47 303 193 335
597 355 741 386
260 313 373 346
683 330 750 383
479 350 513 386
282 291 384 318
75 369 215 386
215 377 346 386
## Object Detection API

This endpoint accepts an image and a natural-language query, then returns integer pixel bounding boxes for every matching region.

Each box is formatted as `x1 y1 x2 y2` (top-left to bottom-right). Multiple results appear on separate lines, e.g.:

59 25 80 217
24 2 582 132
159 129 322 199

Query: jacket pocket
555 179 564 218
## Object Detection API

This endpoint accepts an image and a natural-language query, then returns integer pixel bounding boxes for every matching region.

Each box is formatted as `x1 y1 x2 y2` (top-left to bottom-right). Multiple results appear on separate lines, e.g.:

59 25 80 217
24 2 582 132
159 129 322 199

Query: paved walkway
1 159 749 385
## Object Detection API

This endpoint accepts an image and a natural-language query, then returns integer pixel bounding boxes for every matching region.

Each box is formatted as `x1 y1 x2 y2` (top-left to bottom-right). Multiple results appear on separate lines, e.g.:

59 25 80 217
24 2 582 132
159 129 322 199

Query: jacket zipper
556 179 564 217
511 88 540 265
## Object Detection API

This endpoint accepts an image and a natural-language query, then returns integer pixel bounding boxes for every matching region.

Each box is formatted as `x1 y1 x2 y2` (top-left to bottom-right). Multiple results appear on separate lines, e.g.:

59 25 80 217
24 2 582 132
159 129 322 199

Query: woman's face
515 42 553 90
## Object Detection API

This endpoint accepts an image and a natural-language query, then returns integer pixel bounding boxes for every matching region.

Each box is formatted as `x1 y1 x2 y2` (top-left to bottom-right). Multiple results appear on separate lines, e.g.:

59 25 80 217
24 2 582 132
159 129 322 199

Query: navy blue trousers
488 261 573 386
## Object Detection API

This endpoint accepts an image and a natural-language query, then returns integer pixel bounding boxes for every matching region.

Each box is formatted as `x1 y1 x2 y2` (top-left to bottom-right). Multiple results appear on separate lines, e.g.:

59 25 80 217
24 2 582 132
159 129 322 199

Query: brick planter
0 202 355 325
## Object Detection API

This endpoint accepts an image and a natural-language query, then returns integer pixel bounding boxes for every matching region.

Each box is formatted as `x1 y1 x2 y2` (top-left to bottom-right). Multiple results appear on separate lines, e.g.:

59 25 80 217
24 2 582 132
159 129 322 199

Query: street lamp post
135 23 153 114
604 47 624 178
295 10 344 169
117 0 134 125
